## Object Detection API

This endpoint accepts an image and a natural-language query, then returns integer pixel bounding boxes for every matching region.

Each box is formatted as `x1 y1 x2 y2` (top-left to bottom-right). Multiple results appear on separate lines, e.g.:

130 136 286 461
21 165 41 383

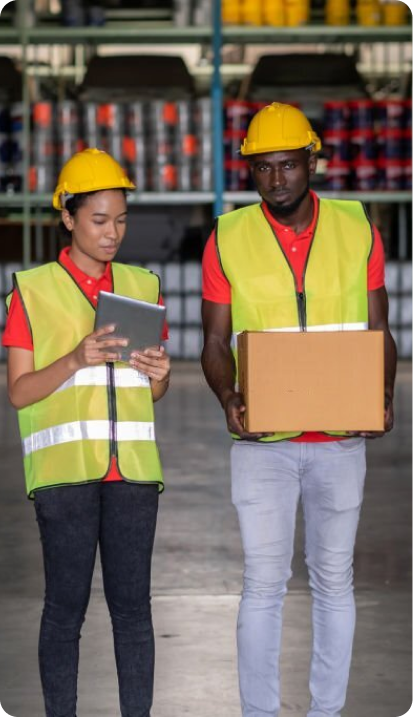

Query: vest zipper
297 292 307 331
267 222 305 331
107 362 118 458
263 198 321 334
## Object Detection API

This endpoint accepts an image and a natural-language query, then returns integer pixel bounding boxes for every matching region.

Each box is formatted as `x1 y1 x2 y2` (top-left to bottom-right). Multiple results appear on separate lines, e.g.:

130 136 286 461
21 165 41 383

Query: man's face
247 148 317 215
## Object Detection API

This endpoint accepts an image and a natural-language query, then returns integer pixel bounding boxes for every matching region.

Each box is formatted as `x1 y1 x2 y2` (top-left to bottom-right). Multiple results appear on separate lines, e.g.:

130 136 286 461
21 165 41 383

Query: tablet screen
94 291 166 361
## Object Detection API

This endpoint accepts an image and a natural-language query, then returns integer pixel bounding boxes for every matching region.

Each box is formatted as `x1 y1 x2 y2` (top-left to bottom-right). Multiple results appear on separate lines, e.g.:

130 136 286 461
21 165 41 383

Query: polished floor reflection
0 363 411 717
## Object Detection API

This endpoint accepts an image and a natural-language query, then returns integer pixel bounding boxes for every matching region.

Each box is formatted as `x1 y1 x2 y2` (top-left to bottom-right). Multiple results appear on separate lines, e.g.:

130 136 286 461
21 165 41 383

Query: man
201 102 396 717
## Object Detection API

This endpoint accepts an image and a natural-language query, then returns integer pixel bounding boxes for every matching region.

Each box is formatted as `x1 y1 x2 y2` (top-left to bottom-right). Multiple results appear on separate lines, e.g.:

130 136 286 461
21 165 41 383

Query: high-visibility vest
7 261 164 498
216 198 373 442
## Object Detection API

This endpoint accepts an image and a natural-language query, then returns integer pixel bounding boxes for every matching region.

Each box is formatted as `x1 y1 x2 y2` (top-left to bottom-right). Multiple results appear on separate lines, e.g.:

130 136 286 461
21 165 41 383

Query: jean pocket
336 437 366 452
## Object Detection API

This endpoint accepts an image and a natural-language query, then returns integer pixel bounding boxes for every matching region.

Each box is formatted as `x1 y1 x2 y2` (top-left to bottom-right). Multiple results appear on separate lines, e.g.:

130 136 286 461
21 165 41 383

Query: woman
3 148 170 717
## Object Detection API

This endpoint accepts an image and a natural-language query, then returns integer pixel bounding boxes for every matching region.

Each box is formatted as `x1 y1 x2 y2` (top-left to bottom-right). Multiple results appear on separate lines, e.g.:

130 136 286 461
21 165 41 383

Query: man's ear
61 209 74 232
309 153 318 176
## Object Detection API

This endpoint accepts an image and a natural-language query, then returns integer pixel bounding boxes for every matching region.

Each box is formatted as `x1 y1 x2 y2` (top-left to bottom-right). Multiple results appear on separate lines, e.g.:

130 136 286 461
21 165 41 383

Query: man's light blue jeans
231 438 366 717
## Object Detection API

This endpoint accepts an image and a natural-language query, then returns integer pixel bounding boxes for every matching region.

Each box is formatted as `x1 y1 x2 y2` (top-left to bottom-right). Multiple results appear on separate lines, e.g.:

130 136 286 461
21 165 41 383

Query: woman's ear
61 209 74 232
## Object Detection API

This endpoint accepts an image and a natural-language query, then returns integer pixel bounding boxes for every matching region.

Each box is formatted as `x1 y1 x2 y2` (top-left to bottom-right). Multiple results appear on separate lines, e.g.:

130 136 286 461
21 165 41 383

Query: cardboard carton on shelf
237 331 384 433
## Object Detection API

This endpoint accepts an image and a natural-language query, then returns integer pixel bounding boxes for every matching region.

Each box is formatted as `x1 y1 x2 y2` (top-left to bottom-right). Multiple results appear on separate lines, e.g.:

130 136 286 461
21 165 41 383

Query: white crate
399 329 412 359
165 296 182 323
388 296 399 325
164 263 181 292
385 262 400 293
401 262 412 293
166 327 181 358
183 328 202 359
401 297 412 325
184 295 202 323
183 262 202 292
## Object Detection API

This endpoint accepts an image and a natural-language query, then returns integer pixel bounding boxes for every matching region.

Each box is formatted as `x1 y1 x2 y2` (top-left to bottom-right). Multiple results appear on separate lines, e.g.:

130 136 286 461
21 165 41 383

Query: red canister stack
323 98 412 191
375 99 411 191
223 100 267 191
31 102 55 192
322 101 351 190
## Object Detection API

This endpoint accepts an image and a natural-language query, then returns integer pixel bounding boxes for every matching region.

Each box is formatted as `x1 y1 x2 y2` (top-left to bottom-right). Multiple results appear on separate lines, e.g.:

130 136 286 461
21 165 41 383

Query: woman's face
62 189 128 264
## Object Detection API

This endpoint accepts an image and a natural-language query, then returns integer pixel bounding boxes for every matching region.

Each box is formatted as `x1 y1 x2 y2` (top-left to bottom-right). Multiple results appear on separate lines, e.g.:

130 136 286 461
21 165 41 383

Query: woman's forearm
151 376 170 402
8 350 78 410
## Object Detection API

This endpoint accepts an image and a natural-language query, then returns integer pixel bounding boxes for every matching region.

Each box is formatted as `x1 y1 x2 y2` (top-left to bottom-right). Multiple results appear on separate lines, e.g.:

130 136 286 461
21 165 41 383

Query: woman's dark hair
58 188 127 243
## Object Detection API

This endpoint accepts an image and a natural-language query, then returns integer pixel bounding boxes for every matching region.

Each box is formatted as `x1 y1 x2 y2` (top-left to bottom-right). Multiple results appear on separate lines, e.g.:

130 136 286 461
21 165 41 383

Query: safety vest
8 261 164 498
217 198 373 442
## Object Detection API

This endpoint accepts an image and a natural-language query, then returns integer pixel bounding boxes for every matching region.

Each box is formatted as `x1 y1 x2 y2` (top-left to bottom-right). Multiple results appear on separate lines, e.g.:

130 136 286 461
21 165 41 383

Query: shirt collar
262 190 319 239
58 246 112 286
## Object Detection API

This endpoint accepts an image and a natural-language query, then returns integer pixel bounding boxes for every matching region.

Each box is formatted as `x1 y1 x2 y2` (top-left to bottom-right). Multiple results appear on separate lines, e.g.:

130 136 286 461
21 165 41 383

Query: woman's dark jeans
34 481 159 717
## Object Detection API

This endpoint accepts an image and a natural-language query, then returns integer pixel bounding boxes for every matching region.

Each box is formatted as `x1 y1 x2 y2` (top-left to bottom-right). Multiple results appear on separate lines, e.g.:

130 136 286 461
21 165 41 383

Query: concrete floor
0 362 411 717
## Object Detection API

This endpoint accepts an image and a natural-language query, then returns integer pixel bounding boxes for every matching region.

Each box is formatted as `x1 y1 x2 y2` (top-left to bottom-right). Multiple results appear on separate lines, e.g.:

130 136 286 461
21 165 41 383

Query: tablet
94 291 166 362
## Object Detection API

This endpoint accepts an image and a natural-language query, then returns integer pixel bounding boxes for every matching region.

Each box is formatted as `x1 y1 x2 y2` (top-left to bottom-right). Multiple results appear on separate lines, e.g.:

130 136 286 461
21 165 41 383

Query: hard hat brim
52 180 136 211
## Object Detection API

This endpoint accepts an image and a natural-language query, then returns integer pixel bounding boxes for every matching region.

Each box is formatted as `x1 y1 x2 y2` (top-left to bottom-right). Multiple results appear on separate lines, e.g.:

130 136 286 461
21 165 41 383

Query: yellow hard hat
52 148 136 210
240 102 322 156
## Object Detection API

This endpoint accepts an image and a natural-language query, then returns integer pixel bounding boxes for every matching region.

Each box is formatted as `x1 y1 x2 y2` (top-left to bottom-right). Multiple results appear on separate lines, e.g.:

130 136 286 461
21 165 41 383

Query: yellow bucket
262 0 285 26
356 0 382 25
222 1 242 24
325 0 350 25
241 0 263 25
284 0 310 26
382 1 409 25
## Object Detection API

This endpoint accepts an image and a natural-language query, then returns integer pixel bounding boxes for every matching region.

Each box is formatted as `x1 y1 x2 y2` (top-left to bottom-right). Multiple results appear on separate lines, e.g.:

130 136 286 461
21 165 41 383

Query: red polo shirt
202 191 386 442
3 246 169 481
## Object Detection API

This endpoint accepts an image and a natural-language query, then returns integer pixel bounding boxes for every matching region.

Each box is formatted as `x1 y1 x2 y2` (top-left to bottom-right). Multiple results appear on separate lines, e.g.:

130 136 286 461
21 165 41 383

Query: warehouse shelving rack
0 0 411 360
0 0 412 265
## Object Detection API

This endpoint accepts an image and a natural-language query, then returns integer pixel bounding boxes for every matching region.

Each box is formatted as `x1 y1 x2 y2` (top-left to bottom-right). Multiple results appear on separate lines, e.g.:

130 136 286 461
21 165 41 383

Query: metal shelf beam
224 191 413 205
0 24 411 46
222 24 412 44
0 192 216 208
2 24 212 45
0 191 410 209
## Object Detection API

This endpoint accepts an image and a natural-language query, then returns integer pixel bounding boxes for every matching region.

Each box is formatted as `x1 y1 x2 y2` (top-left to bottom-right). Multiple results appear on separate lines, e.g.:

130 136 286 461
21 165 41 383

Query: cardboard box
238 331 384 432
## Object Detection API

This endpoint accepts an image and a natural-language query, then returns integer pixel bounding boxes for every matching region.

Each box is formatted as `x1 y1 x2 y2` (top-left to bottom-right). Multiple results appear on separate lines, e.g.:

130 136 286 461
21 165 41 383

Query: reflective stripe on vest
13 262 164 496
55 366 150 393
23 420 155 457
218 199 372 442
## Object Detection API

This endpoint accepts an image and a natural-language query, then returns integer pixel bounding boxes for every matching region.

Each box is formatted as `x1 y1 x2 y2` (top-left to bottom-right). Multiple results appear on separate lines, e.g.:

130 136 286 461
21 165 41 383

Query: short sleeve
368 225 385 291
2 290 34 350
202 229 231 304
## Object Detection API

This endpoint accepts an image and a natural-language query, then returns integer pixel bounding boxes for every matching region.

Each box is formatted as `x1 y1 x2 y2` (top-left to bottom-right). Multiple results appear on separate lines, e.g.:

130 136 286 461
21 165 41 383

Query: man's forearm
201 340 237 409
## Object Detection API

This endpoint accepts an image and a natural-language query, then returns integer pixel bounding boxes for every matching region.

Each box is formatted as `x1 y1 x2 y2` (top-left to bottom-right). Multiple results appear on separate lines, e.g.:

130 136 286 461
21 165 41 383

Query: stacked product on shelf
0 99 214 194
123 102 147 192
323 98 412 191
60 0 106 26
222 0 311 26
223 100 265 190
325 0 351 25
221 0 410 26
356 0 409 26
31 102 57 193
57 101 82 167
174 0 212 26
194 97 214 192
0 103 23 193
147 100 198 191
